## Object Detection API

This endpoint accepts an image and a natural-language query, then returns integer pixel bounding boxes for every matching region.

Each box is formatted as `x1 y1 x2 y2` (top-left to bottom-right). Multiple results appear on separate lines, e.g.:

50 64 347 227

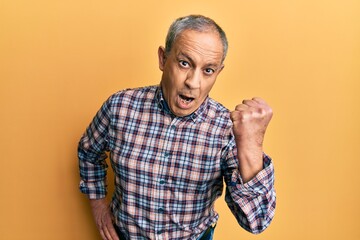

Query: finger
242 99 259 108
103 226 112 240
231 109 251 122
252 97 267 105
252 98 273 116
100 229 108 240
235 104 249 111
235 104 260 117
230 110 237 122
107 223 119 240
230 110 243 122
102 220 119 240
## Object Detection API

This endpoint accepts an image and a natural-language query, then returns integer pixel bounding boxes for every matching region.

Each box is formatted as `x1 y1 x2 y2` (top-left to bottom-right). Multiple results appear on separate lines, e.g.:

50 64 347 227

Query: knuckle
239 111 250 121
268 106 273 115
235 104 244 110
257 107 266 115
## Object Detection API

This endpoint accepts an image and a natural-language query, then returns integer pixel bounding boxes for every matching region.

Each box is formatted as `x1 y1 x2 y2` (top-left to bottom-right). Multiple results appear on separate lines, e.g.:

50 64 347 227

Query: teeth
180 95 193 103
181 98 191 103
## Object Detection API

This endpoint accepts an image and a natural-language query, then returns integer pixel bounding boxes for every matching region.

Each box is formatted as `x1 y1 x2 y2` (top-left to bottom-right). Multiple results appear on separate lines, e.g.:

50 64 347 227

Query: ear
158 46 166 71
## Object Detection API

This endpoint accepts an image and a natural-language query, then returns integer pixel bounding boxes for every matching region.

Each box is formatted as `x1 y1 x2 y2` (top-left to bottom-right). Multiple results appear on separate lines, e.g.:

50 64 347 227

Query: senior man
78 15 276 240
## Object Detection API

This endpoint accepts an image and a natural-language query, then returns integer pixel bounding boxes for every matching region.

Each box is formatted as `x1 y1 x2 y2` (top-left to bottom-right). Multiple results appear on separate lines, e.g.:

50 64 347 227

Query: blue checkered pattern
78 85 276 239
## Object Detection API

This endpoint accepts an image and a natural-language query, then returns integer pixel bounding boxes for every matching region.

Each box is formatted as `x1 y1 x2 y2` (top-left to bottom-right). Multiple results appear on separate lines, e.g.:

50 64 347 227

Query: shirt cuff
79 179 107 199
228 154 274 197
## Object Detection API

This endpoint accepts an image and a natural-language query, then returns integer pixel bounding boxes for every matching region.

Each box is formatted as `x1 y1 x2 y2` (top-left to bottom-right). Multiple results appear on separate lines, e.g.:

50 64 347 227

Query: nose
185 69 201 89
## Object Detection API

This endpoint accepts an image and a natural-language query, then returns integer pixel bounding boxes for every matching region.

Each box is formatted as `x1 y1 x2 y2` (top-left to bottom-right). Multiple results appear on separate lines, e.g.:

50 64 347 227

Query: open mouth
179 94 194 103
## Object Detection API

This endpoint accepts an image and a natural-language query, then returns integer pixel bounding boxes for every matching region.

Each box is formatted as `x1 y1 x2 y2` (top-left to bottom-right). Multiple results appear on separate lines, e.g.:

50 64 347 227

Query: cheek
169 68 187 86
201 79 217 93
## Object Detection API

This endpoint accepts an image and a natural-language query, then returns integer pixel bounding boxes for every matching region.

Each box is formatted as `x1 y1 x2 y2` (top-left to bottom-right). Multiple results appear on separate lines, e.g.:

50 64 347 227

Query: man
78 15 276 240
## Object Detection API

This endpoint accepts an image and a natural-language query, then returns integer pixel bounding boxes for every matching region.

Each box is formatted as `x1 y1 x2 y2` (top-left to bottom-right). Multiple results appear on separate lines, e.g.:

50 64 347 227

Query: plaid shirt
78 85 276 240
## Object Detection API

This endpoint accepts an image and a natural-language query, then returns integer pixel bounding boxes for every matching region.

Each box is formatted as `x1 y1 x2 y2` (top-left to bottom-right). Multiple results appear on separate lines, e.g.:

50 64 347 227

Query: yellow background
1 0 359 239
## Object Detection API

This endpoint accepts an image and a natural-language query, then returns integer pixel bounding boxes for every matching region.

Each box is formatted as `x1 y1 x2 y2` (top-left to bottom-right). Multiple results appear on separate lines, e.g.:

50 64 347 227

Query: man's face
158 29 224 117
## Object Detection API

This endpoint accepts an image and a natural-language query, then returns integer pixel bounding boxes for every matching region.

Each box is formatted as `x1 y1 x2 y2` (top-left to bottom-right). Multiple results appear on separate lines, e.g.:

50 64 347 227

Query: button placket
154 121 178 237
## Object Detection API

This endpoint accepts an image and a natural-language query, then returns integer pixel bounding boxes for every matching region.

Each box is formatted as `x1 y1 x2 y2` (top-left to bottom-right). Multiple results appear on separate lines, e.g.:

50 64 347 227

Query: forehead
172 30 224 64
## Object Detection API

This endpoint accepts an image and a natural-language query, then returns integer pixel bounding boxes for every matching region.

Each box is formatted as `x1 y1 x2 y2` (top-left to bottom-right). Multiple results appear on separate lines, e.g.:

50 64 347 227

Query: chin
179 110 195 117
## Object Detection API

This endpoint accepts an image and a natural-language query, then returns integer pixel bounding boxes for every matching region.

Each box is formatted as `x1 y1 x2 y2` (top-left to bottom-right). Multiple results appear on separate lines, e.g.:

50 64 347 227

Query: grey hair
165 15 228 62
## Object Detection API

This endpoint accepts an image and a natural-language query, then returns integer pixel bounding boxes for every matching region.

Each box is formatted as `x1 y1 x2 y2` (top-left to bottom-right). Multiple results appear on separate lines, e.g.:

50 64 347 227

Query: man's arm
222 97 275 233
78 95 118 240
223 153 276 233
230 97 273 182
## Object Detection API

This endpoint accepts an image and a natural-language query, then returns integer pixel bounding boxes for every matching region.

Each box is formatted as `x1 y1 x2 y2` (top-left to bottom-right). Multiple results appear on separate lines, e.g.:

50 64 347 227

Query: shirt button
158 207 164 213
157 230 164 234
159 179 166 185
164 152 170 157
170 125 176 130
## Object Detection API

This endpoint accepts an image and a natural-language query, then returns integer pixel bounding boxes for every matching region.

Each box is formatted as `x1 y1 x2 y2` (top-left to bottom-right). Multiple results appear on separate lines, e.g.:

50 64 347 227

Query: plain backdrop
1 0 359 239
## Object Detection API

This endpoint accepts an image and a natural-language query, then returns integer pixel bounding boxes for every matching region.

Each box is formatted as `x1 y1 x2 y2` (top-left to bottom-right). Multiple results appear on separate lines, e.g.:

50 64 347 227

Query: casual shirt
78 85 276 240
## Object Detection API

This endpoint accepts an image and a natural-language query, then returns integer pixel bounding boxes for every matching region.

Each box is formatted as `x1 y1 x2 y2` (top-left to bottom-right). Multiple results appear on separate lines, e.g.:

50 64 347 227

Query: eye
204 68 215 75
179 60 190 68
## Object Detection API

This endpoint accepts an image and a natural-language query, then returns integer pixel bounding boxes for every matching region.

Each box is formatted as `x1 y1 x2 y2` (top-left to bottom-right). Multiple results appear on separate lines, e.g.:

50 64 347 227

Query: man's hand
89 199 119 240
230 97 273 182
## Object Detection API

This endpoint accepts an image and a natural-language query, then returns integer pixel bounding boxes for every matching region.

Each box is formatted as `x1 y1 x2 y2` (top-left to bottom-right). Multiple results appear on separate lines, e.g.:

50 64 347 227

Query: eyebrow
177 52 195 66
177 52 221 69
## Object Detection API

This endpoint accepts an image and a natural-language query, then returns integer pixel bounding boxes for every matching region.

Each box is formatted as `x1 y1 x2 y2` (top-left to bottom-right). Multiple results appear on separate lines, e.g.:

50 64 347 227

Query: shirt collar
155 85 209 123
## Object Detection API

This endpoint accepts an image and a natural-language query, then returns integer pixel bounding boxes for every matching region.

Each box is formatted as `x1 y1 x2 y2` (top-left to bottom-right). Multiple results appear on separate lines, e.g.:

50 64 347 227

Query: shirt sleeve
221 135 276 234
78 96 113 199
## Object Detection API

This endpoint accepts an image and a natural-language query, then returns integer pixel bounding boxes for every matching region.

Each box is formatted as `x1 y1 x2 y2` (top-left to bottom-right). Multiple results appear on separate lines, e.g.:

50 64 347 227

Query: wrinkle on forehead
174 30 224 65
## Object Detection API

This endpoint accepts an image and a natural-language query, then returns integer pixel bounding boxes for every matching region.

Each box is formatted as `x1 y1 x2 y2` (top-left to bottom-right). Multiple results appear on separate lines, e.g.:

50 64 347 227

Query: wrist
235 139 263 157
90 198 108 210
236 141 264 183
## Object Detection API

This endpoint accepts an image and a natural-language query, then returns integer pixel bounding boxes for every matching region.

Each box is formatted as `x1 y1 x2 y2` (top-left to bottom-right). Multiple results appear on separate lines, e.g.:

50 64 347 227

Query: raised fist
230 97 273 147
230 97 273 181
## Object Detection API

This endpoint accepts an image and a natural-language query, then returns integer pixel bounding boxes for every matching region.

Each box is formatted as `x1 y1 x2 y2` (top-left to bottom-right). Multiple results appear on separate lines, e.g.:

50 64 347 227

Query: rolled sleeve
224 154 276 234
78 150 108 199
78 96 112 199
228 154 274 197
